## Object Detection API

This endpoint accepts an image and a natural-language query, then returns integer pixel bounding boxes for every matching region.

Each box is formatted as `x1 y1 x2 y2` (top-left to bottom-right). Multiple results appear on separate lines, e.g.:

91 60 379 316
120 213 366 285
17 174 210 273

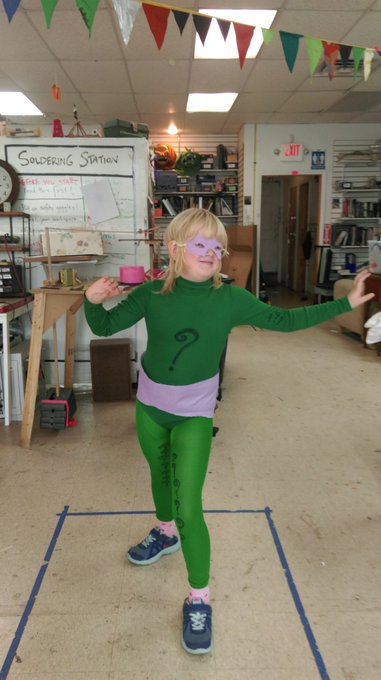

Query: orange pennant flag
52 83 61 101
323 41 340 81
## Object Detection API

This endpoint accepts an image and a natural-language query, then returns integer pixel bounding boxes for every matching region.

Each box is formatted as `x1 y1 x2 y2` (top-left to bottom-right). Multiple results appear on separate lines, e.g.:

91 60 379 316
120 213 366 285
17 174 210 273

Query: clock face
0 160 20 207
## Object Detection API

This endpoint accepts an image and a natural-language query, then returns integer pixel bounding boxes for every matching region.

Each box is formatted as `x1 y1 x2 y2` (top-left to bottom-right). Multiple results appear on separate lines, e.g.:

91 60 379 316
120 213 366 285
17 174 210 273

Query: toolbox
103 119 149 138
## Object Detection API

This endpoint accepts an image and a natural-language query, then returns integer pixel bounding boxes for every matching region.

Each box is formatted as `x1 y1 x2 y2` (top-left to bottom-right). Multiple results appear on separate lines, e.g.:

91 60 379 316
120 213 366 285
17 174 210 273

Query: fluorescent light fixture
196 9 277 59
187 92 238 113
0 92 43 115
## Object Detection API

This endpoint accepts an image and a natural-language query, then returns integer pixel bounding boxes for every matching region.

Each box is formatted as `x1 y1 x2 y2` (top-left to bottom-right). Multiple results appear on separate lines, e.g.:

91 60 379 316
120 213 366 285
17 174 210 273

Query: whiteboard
0 138 151 382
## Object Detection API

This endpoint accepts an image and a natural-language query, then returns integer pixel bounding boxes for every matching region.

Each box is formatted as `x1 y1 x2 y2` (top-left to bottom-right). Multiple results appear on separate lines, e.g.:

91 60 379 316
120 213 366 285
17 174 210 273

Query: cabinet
0 212 31 296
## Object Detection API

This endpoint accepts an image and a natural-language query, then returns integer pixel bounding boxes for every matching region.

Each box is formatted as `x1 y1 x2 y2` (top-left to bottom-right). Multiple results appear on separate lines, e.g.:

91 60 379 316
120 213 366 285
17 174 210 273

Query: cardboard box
41 230 103 256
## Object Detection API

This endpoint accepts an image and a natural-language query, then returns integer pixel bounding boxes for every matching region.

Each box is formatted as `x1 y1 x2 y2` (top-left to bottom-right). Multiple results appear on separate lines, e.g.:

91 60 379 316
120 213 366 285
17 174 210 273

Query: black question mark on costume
169 328 199 371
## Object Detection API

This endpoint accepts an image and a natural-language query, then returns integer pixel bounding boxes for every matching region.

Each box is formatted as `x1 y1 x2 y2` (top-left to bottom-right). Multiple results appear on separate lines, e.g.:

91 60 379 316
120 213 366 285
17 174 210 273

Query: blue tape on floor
264 507 331 680
1 506 331 680
0 505 69 680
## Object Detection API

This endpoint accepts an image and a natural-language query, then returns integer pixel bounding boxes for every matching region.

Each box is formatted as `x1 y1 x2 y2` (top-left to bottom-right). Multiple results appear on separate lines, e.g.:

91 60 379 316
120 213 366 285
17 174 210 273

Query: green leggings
135 400 213 588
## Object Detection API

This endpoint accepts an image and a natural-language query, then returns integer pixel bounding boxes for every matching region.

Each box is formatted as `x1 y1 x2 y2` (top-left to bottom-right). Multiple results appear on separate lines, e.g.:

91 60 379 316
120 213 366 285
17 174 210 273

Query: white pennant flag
113 0 140 46
364 48 374 81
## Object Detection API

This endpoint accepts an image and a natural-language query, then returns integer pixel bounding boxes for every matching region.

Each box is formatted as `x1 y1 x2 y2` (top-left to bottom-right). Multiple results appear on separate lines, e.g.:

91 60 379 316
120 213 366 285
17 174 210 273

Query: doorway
260 175 321 293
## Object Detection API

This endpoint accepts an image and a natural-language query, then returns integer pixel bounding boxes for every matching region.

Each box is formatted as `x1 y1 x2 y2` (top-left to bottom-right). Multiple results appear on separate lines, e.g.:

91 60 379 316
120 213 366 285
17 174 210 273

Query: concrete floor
1 289 380 679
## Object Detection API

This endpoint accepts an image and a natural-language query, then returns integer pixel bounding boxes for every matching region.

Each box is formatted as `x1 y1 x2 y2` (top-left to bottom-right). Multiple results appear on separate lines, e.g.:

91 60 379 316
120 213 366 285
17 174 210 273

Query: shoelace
188 611 207 632
141 533 156 547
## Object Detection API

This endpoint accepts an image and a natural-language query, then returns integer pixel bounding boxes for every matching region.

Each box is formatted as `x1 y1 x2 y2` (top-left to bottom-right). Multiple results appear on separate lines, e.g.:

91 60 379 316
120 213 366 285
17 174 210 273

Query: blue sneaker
127 527 180 565
182 599 213 654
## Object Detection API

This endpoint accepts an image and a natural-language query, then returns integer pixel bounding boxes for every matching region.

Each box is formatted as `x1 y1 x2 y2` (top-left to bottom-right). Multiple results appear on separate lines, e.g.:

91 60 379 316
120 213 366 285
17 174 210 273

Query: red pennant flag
143 3 170 50
233 22 254 69
323 41 340 80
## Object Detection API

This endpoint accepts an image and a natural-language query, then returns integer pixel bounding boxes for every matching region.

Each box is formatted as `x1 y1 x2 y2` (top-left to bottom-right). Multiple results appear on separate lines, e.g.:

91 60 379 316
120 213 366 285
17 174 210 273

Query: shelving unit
0 212 31 296
154 168 239 224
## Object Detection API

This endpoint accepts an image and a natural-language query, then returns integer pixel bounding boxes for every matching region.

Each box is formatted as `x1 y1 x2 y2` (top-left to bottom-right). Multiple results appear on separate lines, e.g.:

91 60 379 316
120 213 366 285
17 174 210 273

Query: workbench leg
64 310 76 387
20 294 45 447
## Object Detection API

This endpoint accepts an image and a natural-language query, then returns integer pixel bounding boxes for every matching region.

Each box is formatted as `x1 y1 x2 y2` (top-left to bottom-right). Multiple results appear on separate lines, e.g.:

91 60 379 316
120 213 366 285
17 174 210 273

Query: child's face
180 232 223 282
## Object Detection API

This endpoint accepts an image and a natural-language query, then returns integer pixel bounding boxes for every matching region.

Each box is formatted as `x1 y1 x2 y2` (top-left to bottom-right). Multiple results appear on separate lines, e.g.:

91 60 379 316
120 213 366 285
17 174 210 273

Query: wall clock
0 159 20 209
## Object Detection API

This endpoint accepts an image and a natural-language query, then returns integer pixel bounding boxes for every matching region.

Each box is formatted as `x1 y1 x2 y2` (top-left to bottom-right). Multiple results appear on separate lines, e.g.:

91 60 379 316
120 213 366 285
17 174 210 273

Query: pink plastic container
119 265 145 284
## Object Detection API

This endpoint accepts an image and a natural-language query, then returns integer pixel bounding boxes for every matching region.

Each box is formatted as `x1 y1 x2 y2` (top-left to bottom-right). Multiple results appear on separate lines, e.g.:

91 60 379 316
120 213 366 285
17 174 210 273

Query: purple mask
176 234 228 260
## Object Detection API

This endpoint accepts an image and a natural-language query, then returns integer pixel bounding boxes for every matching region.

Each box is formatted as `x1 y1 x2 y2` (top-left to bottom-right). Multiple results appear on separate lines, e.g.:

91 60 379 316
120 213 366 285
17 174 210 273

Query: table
20 288 84 448
0 296 34 426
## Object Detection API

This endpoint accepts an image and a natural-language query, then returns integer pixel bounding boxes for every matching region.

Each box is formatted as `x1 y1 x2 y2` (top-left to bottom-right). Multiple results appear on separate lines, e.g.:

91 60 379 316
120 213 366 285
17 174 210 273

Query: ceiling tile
28 10 123 60
135 94 187 115
0 61 76 93
80 93 139 119
244 60 310 91
127 61 190 94
189 61 248 91
62 61 131 94
278 91 344 113
232 92 290 113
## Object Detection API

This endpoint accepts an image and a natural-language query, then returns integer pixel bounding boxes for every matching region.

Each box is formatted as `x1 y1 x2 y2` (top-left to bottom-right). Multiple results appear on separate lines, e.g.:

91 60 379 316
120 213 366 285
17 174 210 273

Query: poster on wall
311 150 326 170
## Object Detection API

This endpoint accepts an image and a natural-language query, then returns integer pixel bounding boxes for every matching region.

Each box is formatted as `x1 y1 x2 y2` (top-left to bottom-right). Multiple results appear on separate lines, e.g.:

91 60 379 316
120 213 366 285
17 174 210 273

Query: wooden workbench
20 287 84 447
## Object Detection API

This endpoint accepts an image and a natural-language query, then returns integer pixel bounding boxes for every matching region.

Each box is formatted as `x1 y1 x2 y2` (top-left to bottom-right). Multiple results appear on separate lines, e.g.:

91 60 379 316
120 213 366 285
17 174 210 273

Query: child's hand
85 277 121 304
347 269 375 308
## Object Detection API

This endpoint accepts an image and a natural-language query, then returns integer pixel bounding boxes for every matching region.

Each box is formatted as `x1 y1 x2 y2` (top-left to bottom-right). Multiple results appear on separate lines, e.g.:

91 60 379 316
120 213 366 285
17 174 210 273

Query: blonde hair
161 208 228 294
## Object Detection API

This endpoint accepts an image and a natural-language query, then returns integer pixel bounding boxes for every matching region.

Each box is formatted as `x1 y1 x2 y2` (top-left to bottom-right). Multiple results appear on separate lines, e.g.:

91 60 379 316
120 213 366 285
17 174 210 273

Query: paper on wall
82 178 119 224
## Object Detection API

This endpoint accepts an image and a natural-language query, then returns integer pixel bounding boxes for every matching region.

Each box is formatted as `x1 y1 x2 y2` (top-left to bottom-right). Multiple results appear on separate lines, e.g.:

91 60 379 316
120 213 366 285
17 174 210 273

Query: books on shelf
332 223 375 247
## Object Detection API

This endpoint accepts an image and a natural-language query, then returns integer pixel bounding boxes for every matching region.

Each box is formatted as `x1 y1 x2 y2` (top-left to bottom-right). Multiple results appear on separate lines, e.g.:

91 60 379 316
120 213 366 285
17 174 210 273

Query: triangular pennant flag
2 0 21 22
172 10 189 35
364 48 374 81
112 0 140 46
305 36 323 77
233 22 254 69
143 3 170 49
339 44 352 68
279 31 303 73
193 14 212 45
353 46 365 78
261 28 275 45
77 0 100 35
40 0 59 28
217 18 230 41
323 41 340 80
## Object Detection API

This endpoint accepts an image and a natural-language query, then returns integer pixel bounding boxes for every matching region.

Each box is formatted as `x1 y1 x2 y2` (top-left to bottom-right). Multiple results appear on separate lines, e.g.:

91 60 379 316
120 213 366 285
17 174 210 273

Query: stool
90 339 132 401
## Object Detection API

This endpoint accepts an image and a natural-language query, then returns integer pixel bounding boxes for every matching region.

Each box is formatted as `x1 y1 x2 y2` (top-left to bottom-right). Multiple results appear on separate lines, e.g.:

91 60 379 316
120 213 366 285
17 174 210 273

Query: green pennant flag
261 28 275 45
305 36 323 76
40 0 59 28
77 0 100 36
279 31 303 73
353 46 365 78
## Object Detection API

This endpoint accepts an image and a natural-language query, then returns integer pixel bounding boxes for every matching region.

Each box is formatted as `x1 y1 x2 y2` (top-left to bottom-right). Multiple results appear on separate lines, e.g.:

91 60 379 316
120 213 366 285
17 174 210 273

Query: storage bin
103 119 149 138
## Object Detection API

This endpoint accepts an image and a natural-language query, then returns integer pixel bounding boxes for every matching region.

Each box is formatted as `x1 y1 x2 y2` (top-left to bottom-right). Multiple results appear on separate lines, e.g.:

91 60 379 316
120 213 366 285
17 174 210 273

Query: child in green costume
84 208 373 655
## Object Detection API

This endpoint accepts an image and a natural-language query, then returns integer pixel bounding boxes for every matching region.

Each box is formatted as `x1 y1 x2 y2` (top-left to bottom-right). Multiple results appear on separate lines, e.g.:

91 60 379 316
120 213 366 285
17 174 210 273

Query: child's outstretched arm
347 269 375 308
85 276 121 304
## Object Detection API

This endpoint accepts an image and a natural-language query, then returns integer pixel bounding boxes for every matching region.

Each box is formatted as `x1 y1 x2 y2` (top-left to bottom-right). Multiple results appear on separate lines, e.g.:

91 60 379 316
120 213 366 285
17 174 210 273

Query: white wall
248 123 381 289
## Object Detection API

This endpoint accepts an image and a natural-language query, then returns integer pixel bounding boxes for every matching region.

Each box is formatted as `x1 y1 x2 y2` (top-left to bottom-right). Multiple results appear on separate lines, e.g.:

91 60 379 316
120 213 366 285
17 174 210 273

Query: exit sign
279 143 304 161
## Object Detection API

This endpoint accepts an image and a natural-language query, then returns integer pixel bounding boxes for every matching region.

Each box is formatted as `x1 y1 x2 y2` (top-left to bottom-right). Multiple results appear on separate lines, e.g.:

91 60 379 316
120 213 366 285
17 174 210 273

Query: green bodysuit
84 277 352 587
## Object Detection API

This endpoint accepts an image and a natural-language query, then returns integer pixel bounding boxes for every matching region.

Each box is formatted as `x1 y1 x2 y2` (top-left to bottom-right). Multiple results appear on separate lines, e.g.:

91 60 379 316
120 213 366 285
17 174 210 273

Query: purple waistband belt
137 363 219 418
